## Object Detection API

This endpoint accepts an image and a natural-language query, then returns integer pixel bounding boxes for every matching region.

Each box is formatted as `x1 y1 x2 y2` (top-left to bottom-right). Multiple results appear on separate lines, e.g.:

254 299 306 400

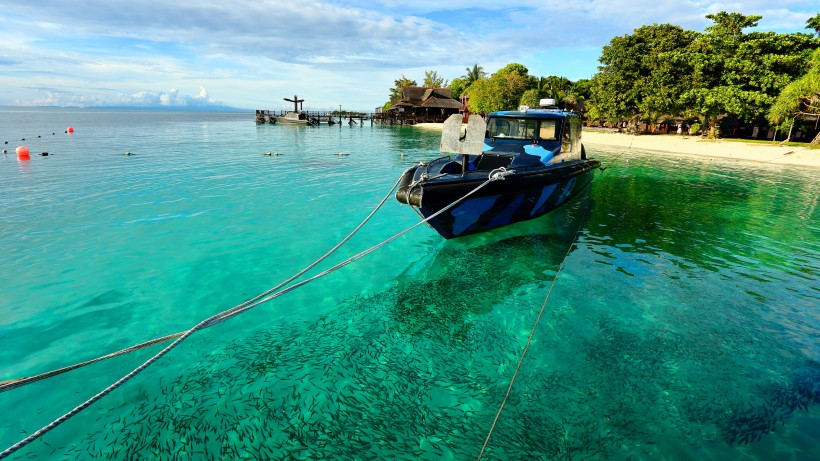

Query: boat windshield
488 117 560 141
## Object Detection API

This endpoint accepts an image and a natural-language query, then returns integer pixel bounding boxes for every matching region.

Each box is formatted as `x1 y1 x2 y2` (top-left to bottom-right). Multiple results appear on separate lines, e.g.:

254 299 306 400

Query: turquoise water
1 108 818 460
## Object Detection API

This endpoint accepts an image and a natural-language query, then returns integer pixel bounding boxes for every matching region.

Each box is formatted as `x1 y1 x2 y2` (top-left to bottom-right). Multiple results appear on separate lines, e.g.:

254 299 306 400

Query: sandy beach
414 123 820 168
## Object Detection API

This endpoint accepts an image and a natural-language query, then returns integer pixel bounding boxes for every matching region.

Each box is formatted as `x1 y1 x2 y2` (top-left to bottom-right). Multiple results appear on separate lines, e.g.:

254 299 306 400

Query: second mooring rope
476 195 592 461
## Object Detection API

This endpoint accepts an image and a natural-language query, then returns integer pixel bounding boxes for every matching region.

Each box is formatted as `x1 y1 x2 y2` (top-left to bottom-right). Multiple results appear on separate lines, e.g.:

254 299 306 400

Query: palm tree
463 64 487 86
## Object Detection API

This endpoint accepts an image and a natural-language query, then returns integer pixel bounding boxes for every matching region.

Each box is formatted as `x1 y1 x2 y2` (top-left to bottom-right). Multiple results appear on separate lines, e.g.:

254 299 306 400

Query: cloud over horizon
14 85 227 109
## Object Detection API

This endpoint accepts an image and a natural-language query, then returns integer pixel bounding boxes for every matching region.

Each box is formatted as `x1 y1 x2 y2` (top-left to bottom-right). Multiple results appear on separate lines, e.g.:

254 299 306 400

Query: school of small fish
13 234 818 460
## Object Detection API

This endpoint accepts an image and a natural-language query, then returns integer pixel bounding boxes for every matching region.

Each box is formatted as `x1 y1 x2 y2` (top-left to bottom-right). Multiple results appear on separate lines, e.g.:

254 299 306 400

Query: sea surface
0 107 817 460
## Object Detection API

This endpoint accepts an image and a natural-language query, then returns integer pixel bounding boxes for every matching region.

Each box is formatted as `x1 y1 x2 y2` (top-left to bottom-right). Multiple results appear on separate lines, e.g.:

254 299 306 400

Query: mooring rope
476 195 591 461
1 167 511 460
598 136 636 172
0 332 186 393
0 168 415 395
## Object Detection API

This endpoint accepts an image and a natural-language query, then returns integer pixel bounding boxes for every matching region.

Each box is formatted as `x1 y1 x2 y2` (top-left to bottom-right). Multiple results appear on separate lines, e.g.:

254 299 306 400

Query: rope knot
489 167 512 181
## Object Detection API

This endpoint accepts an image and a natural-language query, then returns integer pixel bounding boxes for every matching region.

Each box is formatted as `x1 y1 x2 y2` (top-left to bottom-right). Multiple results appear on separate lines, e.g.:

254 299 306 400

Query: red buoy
16 145 30 160
66 127 74 133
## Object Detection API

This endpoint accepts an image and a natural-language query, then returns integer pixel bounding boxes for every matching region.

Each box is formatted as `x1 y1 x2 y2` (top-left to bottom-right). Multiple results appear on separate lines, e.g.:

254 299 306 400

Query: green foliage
537 76 574 108
767 48 820 126
809 14 820 36
449 77 467 99
679 12 819 135
519 89 541 108
590 23 698 123
383 9 820 134
495 63 529 78
704 11 761 38
463 64 486 86
467 71 530 114
423 70 449 88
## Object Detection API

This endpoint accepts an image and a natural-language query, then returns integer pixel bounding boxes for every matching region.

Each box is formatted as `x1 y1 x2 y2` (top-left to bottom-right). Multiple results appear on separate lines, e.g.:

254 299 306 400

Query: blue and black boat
396 99 600 239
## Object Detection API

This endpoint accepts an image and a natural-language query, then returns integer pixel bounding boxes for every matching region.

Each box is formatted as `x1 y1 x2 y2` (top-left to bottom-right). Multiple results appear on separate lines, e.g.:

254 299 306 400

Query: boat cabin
482 99 584 168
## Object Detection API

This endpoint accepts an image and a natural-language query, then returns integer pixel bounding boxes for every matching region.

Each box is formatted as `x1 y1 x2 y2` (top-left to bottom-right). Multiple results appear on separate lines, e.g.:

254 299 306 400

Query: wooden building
383 86 464 124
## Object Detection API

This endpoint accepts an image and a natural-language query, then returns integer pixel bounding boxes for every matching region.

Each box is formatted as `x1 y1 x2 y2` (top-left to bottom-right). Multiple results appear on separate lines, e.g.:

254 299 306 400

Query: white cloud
12 85 225 109
0 0 816 110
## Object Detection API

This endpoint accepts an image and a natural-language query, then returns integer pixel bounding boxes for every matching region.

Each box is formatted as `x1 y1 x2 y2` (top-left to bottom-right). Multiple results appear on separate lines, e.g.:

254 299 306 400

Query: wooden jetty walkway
255 109 430 126
255 109 369 125
256 94 444 126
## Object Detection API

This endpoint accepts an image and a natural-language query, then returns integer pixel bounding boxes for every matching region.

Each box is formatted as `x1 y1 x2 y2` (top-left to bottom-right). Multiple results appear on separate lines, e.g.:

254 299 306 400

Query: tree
467 70 530 114
704 11 762 38
538 76 573 108
423 70 449 88
519 89 542 108
449 77 467 99
806 14 820 36
566 78 592 113
679 12 819 137
495 63 530 78
463 64 486 86
589 23 698 129
387 75 417 106
768 48 820 143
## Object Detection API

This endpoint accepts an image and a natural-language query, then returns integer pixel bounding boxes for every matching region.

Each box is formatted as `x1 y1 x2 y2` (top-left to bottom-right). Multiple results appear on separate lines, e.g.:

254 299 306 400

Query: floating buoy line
3 127 73 161
0 166 515 460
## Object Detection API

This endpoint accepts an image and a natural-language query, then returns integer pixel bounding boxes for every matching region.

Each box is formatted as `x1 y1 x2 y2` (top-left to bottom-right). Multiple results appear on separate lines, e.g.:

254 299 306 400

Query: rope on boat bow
1 167 510 460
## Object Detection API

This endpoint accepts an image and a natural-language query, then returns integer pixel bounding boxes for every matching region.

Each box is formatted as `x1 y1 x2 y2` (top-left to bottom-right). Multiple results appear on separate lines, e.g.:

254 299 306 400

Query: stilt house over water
386 86 464 124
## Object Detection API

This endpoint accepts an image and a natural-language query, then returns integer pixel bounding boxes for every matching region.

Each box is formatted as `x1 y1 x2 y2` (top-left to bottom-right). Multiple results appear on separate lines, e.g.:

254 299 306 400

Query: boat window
488 118 546 140
561 118 572 152
539 120 558 140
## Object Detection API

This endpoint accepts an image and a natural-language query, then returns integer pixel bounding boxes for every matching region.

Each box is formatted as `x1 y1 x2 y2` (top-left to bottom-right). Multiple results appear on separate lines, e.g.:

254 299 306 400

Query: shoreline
413 122 820 168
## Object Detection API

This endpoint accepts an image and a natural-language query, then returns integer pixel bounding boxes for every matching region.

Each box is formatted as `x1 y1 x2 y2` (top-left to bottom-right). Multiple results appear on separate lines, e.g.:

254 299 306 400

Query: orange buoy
66 127 74 133
16 146 30 160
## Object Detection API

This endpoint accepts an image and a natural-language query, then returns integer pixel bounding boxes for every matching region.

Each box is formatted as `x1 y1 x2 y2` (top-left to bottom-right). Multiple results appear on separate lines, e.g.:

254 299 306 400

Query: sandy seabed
413 123 820 168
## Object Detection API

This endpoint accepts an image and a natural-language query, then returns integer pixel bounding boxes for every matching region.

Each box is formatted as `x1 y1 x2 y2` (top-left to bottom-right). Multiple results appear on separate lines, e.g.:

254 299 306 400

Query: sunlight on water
0 108 817 460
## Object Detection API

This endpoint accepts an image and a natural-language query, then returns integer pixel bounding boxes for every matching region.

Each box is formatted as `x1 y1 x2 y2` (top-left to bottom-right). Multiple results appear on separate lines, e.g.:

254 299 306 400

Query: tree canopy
465 63 532 114
381 10 820 141
768 48 820 143
807 14 820 36
588 11 819 136
591 23 698 129
423 70 449 88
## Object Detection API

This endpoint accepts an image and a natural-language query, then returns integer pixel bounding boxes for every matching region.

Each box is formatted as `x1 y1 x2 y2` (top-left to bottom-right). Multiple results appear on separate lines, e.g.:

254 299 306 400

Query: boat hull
397 160 600 238
272 117 310 125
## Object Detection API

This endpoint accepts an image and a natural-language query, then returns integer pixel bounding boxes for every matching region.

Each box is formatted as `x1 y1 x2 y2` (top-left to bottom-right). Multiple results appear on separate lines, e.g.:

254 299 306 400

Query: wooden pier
255 94 445 126
255 109 370 125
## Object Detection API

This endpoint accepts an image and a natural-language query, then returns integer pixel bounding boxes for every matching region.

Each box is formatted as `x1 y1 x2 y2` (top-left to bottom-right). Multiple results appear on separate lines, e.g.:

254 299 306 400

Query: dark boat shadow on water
384 190 595 343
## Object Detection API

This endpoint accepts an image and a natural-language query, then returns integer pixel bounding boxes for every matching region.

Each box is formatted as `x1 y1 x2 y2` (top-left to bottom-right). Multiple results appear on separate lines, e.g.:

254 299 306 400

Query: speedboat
396 99 600 239
272 111 314 125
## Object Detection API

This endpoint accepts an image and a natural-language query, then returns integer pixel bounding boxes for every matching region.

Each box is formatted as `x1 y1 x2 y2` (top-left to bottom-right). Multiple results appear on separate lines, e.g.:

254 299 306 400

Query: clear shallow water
1 108 818 460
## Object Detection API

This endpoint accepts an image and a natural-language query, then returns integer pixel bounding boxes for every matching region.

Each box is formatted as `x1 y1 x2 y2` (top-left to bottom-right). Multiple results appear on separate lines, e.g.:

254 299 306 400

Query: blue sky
0 1 816 111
